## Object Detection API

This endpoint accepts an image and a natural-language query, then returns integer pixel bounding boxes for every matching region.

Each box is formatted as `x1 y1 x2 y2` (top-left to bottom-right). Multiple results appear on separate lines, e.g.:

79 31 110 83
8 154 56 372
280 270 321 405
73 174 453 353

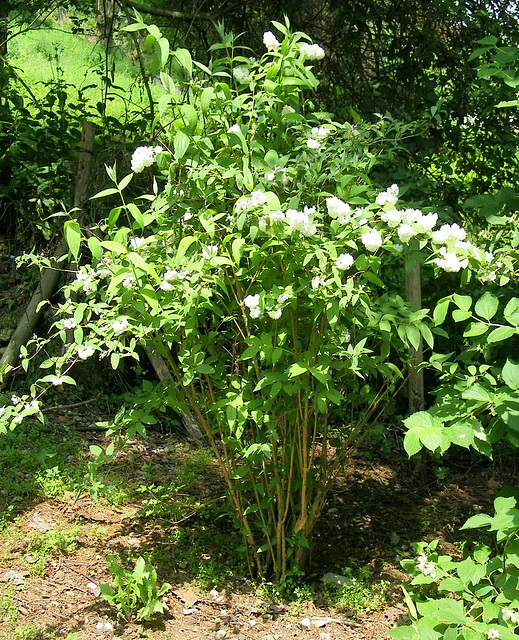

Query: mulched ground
1 416 515 640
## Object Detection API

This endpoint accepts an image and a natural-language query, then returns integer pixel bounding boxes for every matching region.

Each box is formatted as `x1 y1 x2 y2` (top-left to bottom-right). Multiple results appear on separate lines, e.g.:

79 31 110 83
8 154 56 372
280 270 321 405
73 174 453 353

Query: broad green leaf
475 292 499 321
463 322 489 337
91 187 119 199
288 363 307 377
174 130 190 161
433 298 450 326
64 220 81 260
101 241 127 255
504 298 519 326
118 173 133 191
487 326 516 343
174 48 192 76
453 293 472 311
87 236 103 261
462 384 493 402
452 309 472 322
502 359 519 390
419 426 444 452
461 513 492 529
404 429 422 457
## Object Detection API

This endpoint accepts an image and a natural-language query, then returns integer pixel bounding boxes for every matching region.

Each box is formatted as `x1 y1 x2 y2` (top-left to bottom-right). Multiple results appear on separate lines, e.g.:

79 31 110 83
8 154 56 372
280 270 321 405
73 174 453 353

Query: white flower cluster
244 293 262 319
160 268 190 291
76 270 95 293
232 66 251 83
306 138 321 150
227 123 241 134
416 554 437 579
434 247 468 273
263 31 280 48
266 166 288 183
131 145 162 173
432 223 466 244
335 253 354 270
311 126 329 140
300 42 325 60
236 189 268 213
361 228 383 252
112 317 129 333
326 196 351 224
487 630 501 640
285 206 316 236
376 184 399 206
502 609 519 625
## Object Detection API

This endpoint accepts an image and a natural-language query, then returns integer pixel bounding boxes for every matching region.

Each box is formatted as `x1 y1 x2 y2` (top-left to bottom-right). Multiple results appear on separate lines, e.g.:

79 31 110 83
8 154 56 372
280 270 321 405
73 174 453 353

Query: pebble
215 631 228 640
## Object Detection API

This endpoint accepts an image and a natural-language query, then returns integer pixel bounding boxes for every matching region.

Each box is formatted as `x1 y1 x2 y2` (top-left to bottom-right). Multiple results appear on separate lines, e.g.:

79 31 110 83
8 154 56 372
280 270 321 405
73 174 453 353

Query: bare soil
0 413 516 640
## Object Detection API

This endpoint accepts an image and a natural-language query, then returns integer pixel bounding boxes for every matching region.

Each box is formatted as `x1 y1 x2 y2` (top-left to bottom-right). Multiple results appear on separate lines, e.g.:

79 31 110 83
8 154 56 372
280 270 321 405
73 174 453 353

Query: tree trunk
0 122 96 386
406 257 424 413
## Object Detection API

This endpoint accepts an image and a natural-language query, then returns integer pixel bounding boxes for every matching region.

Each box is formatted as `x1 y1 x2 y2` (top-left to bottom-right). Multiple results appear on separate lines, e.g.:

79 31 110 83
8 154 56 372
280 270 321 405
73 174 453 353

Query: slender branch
124 0 214 21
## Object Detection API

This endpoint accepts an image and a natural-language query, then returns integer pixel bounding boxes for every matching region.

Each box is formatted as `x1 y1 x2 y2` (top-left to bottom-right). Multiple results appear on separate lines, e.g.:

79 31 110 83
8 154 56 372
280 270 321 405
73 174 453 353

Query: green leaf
118 173 133 191
504 298 519 326
453 293 472 311
462 384 493 402
475 292 499 321
91 187 119 199
463 322 489 337
64 220 81 260
288 363 307 377
502 359 519 390
157 37 170 68
200 87 214 113
404 429 422 457
461 513 492 530
487 326 516 343
174 48 192 76
174 130 190 161
87 236 103 261
452 309 472 322
433 298 450 326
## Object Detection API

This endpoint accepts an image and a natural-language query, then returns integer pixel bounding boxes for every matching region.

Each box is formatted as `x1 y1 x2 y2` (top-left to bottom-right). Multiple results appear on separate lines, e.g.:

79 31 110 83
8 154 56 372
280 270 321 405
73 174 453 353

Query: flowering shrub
0 19 491 578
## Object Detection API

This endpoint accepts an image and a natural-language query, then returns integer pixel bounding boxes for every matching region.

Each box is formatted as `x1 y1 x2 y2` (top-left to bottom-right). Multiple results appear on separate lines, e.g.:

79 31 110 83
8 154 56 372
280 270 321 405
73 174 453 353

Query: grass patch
7 14 160 119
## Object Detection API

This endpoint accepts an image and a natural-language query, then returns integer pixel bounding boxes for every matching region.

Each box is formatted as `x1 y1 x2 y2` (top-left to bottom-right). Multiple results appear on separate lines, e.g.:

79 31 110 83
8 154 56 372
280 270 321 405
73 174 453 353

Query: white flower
281 105 295 116
335 253 354 270
244 294 260 309
401 208 423 225
416 212 438 232
487 630 500 640
277 292 290 304
272 309 282 319
397 224 415 244
434 249 468 273
285 208 316 236
232 66 251 83
122 274 136 288
455 240 472 250
263 31 280 48
311 126 329 139
227 123 241 134
381 209 403 227
112 318 129 333
502 608 519 625
202 245 218 260
131 146 159 173
130 236 146 250
432 223 467 244
236 190 268 213
11 394 21 405
416 554 437 579
361 229 383 252
63 318 78 330
249 306 262 319
485 251 494 262
13 414 23 424
306 138 321 150
326 197 350 223
51 376 64 386
376 184 399 206
300 42 325 60
312 275 326 289
24 400 40 412
77 346 95 360
0 406 6 416
393 243 404 253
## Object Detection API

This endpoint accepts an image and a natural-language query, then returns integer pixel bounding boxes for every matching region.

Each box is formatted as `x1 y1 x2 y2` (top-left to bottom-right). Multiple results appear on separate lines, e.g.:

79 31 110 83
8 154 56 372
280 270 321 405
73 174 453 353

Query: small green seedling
100 555 171 621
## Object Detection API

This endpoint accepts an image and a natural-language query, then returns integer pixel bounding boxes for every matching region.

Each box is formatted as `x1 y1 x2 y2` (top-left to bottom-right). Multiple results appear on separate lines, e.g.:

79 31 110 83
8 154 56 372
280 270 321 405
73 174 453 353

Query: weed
13 626 55 640
0 587 19 626
101 555 171 621
320 567 388 618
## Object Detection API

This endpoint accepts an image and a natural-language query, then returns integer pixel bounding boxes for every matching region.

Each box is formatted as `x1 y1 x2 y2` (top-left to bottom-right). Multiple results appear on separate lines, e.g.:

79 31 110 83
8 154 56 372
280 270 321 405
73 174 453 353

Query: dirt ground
0 415 515 640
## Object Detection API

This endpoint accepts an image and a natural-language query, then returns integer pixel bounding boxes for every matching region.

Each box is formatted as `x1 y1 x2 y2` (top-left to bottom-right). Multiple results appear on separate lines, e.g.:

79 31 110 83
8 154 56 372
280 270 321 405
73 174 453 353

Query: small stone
299 618 311 630
183 608 198 615
87 582 101 597
312 617 333 628
319 632 332 640
215 630 227 640
322 572 351 587
2 570 25 585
